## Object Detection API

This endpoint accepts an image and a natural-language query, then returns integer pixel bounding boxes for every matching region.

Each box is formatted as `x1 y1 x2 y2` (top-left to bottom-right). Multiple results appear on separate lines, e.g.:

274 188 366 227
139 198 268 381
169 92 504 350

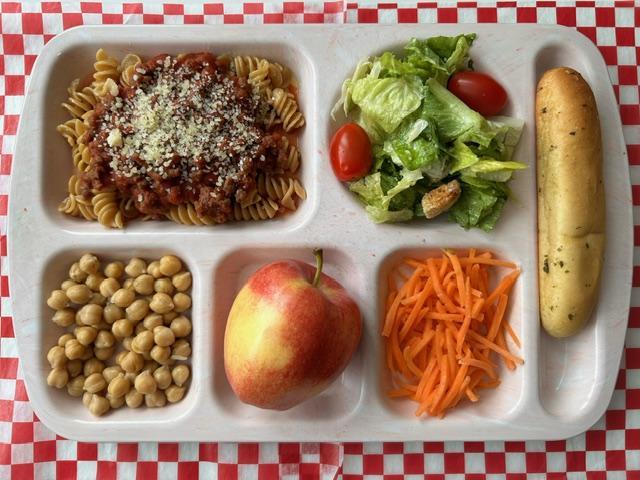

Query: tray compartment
211 245 365 421
40 36 317 234
376 246 534 420
37 246 203 425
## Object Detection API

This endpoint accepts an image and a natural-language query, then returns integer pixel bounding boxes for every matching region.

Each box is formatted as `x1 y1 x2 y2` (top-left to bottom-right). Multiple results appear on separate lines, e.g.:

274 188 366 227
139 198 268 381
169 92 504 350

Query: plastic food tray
8 24 632 442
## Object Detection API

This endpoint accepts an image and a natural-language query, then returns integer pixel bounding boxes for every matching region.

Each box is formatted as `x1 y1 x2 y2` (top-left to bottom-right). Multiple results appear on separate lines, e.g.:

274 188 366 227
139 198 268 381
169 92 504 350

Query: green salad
332 34 526 231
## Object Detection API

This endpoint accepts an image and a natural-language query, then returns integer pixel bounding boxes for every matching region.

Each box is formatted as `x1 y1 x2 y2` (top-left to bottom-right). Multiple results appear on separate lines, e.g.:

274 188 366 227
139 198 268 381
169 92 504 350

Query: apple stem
312 248 324 287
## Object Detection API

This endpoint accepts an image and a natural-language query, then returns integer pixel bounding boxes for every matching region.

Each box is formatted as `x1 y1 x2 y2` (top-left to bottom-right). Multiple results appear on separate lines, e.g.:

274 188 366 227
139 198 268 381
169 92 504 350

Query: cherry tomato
447 71 508 117
330 123 372 182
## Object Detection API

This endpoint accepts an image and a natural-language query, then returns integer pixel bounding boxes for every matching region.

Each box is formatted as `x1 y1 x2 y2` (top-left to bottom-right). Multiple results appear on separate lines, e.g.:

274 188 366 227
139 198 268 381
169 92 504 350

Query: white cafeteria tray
8 24 632 442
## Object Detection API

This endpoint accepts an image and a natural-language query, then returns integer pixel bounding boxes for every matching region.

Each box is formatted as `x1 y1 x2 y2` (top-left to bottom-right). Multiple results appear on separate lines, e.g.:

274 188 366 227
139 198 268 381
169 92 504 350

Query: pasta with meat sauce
57 49 306 228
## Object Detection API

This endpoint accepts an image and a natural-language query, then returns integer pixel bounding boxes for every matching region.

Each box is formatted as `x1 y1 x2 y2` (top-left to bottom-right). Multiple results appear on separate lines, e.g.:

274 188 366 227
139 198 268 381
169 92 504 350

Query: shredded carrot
383 249 523 418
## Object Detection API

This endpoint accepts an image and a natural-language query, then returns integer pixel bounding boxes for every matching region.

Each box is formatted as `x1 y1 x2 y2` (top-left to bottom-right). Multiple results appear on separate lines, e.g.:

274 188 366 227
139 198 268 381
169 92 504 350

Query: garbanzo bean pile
45 253 192 416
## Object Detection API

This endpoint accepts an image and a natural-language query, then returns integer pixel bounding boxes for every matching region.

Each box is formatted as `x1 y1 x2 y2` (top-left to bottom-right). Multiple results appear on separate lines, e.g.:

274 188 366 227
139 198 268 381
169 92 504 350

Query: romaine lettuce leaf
404 34 476 84
351 76 423 134
331 58 373 119
422 78 487 143
448 176 509 231
375 52 430 80
449 140 479 173
365 205 414 223
461 159 527 182
349 168 423 223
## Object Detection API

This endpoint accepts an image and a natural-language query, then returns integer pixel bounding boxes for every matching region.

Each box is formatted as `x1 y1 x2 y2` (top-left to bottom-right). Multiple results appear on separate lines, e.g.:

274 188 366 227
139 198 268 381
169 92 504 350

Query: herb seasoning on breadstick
536 67 605 338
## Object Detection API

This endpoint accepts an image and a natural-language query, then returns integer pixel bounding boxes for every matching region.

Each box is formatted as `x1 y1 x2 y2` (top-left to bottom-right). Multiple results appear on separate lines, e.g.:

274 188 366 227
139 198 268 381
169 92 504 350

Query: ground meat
81 52 279 222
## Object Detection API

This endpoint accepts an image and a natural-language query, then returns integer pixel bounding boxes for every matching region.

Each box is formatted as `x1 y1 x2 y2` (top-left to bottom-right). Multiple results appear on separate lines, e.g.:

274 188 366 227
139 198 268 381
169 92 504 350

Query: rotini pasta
233 197 280 221
92 48 120 88
57 49 306 228
271 88 305 132
56 119 87 147
165 204 216 226
91 190 125 229
62 79 97 119
256 174 306 211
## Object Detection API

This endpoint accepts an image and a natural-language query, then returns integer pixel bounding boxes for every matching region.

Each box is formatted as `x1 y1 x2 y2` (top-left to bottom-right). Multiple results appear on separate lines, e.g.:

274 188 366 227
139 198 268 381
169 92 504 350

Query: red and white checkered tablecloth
0 1 638 478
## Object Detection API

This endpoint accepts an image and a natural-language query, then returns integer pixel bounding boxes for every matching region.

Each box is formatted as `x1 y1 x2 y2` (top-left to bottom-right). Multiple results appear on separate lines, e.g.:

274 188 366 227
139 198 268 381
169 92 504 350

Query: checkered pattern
0 1 638 478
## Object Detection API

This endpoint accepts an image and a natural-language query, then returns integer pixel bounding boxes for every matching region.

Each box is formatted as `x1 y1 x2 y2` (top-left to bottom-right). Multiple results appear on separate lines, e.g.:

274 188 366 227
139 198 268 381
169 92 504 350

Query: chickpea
47 367 69 388
84 372 107 394
122 337 134 352
112 288 135 308
134 370 157 395
61 279 77 291
126 299 149 322
85 273 105 292
69 262 88 283
170 316 192 338
114 351 128 366
122 278 134 290
120 351 144 373
80 346 94 361
125 389 143 408
153 278 174 295
171 339 191 360
94 346 115 361
153 366 172 390
153 326 175 347
150 344 172 364
58 333 74 347
79 253 100 274
144 390 166 408
94 330 115 349
143 313 164 331
66 284 92 304
78 304 103 326
88 293 107 306
95 321 111 331
99 277 120 298
131 331 154 353
75 326 98 346
142 360 159 373
123 257 146 277
163 311 178 324
150 293 173 314
52 309 75 327
133 274 154 295
104 261 124 279
141 351 152 361
171 365 190 387
172 293 191 313
124 372 137 384
171 271 192 292
112 319 133 339
88 394 110 416
47 290 69 310
64 339 86 360
102 365 123 383
83 358 105 376
108 393 125 409
147 261 162 278
67 375 85 397
107 374 131 398
134 322 147 336
75 310 83 326
165 385 186 403
103 304 124 324
47 345 67 368
66 359 83 377
82 391 93 408
159 255 182 277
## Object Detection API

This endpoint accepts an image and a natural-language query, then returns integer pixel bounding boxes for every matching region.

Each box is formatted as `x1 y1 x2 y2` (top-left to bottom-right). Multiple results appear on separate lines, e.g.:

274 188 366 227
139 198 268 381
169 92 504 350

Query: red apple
224 249 362 410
